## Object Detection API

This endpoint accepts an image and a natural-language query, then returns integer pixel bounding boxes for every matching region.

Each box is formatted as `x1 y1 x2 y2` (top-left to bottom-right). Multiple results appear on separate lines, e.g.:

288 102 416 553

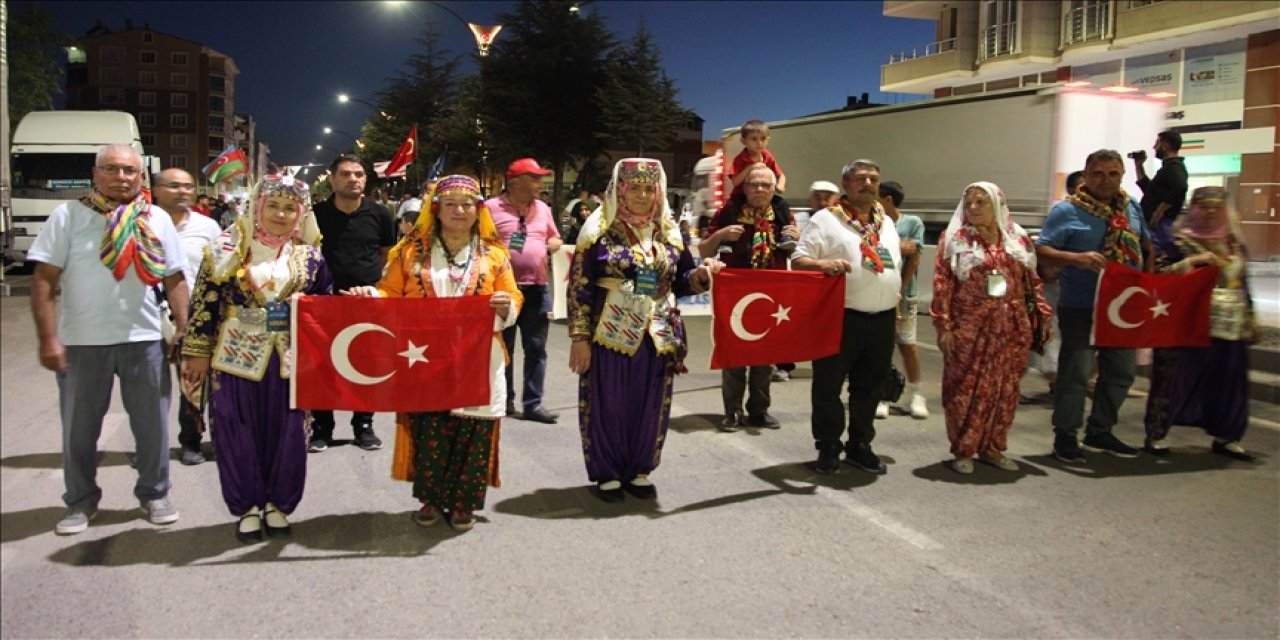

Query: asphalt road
1 292 1277 639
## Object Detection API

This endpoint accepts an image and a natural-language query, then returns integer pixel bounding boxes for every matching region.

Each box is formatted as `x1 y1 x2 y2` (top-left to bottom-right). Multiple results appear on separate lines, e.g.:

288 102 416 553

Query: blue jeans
59 341 171 509
503 284 550 410
1052 307 1136 438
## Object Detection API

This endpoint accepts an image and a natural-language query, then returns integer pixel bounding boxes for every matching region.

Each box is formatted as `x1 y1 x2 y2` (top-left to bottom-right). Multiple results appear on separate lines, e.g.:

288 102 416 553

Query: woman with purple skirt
567 158 722 502
182 174 330 542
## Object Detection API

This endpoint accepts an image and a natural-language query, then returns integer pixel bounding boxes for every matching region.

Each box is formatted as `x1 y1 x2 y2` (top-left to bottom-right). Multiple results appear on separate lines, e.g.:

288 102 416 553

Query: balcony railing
887 38 957 65
1062 2 1112 46
979 22 1018 61
1125 0 1168 8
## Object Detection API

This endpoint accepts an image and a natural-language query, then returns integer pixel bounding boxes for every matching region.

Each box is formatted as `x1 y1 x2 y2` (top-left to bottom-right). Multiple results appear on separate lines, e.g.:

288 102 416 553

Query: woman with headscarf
346 175 521 532
932 182 1052 474
564 199 593 245
182 173 330 542
1143 186 1259 461
567 158 723 502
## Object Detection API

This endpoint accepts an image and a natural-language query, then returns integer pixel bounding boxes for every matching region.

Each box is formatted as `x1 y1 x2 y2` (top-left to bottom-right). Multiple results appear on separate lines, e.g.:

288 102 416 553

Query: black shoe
813 448 841 475
506 401 519 417
1212 440 1255 462
1142 442 1171 457
718 412 742 433
590 483 625 503
179 447 205 466
1053 434 1086 463
235 514 264 544
353 424 383 450
1081 432 1139 458
522 406 559 424
844 446 887 474
623 481 657 500
745 413 781 429
307 435 331 453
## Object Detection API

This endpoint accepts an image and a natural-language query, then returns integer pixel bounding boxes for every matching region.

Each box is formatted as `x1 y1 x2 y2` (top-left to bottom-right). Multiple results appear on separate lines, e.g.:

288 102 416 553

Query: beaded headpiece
435 174 481 198
618 160 662 185
257 173 310 203
1190 186 1227 205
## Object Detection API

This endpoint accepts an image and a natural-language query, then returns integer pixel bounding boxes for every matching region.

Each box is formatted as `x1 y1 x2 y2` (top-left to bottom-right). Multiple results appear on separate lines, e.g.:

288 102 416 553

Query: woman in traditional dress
347 175 520 532
567 158 722 502
932 181 1052 474
1143 186 1259 461
182 173 330 542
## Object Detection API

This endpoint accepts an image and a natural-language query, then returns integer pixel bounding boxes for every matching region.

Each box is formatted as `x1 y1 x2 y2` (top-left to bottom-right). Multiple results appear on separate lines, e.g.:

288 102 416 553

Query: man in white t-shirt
28 145 190 535
397 188 423 218
793 159 902 476
153 168 222 466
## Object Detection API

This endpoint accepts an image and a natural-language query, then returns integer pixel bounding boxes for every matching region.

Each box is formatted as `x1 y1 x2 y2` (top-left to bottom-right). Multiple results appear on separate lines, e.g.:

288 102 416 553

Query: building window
1062 0 1112 46
138 91 156 107
170 72 188 88
99 88 125 105
142 32 154 44
170 93 189 108
170 113 188 129
209 96 225 113
140 50 156 65
171 134 188 149
139 70 156 85
139 112 157 128
99 67 124 83
141 134 156 147
208 115 224 132
170 155 187 169
208 136 224 151
172 52 188 66
100 46 125 63
209 76 225 93
979 0 1019 60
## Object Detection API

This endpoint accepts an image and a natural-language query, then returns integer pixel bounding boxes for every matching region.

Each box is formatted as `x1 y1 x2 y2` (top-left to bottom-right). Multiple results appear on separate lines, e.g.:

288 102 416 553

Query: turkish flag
381 125 417 179
1091 262 1217 348
291 295 495 412
710 269 844 369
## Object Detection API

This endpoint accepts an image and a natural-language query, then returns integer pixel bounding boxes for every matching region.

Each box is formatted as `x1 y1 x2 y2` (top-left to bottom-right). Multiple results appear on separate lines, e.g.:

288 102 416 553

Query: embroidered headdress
1178 186 1234 241
942 181 1035 280
207 173 319 283
578 158 682 250
388 175 504 265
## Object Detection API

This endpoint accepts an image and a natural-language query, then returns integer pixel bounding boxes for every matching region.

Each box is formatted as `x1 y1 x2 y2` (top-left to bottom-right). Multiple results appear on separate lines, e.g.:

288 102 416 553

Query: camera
1127 150 1147 161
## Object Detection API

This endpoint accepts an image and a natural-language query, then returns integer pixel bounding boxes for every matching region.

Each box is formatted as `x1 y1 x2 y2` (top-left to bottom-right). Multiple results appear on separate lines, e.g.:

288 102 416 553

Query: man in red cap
485 158 564 423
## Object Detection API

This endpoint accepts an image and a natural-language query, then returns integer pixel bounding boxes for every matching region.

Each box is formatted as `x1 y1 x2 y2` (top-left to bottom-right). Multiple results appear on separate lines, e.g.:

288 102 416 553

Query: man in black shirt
1132 130 1188 229
310 155 397 452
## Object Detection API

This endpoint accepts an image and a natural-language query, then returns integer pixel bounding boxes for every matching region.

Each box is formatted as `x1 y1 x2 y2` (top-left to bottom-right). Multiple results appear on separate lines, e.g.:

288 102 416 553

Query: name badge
508 230 527 252
986 271 1007 298
266 301 290 333
875 246 895 270
634 267 659 297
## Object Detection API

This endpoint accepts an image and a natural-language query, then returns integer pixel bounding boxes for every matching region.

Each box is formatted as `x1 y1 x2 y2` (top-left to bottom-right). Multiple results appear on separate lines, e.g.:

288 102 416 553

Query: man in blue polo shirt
1036 149 1151 463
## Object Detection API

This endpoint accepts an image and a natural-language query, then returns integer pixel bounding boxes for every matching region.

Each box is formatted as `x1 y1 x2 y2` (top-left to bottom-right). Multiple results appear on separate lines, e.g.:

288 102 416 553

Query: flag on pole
709 269 844 369
427 147 448 181
1091 262 1217 348
373 161 407 178
381 125 418 179
202 145 249 184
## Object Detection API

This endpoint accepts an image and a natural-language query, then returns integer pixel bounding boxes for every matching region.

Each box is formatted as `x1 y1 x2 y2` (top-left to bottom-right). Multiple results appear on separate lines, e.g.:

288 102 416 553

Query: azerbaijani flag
203 145 249 184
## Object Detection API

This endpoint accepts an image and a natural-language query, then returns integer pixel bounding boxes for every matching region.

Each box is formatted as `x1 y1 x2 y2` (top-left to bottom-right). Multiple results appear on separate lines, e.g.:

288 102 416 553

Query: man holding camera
1130 130 1188 229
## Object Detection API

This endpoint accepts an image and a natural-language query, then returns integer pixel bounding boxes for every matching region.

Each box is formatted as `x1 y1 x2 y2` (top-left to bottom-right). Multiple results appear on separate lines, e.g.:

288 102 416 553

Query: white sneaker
909 393 929 419
875 402 889 419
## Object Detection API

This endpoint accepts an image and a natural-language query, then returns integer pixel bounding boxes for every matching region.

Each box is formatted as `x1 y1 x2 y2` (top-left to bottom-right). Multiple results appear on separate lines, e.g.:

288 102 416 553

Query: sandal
952 458 975 475
449 510 475 532
979 452 1019 472
412 504 441 528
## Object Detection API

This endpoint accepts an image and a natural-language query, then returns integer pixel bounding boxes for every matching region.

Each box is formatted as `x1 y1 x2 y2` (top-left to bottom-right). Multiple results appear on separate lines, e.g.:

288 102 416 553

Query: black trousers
810 309 896 453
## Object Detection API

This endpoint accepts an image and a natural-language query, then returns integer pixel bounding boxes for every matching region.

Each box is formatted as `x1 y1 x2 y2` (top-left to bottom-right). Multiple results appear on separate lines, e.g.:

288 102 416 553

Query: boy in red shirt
728 119 787 199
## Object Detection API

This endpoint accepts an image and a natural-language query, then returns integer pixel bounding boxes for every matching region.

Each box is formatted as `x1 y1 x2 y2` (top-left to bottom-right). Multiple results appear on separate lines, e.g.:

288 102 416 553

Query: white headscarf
577 158 682 250
942 181 1034 281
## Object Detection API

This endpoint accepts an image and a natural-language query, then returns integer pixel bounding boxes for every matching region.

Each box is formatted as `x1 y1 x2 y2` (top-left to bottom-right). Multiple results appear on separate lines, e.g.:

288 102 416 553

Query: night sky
31 1 934 167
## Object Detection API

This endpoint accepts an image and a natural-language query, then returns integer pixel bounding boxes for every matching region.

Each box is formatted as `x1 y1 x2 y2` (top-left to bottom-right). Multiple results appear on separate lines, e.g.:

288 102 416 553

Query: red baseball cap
505 157 551 180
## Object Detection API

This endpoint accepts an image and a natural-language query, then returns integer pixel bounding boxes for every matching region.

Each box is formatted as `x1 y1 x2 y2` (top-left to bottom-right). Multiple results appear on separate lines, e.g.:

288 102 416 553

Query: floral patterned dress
932 229 1052 458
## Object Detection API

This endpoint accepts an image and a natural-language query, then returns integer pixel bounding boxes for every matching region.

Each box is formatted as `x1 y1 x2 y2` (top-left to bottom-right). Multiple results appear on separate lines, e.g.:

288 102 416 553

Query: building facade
65 24 243 192
881 0 1280 257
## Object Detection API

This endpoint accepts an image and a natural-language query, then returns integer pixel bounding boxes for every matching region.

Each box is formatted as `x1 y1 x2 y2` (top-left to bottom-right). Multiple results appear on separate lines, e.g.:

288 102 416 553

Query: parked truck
5 111 158 265
712 85 1165 237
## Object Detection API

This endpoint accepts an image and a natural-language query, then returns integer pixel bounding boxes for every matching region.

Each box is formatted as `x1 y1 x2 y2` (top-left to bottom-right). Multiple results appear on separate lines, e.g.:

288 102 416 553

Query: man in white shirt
397 188 423 218
29 145 190 535
153 168 222 465
793 159 902 475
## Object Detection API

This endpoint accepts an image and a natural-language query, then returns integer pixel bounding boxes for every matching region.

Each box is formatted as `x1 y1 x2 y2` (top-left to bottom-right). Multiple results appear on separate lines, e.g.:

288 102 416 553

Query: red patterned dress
932 230 1051 458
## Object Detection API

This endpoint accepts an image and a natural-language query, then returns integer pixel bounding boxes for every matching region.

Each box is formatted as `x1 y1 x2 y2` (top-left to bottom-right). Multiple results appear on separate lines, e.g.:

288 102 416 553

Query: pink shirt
485 195 561 285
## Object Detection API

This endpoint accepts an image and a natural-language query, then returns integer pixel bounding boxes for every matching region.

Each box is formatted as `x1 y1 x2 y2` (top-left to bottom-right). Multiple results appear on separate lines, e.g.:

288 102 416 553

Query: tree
597 18 687 157
478 0 615 207
8 4 72 133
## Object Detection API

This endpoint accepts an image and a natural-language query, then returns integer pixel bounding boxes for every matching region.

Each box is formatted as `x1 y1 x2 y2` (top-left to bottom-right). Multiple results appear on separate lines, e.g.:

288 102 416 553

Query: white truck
712 85 1165 234
5 111 158 265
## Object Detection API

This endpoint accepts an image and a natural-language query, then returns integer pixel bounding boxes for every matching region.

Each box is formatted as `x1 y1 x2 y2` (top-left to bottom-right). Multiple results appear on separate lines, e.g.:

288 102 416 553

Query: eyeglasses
97 165 141 177
158 182 195 190
744 181 774 190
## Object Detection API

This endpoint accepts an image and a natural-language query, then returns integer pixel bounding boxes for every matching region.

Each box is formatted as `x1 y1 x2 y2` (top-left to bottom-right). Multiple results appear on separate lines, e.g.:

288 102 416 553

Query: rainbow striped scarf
82 190 166 286
1069 188 1142 266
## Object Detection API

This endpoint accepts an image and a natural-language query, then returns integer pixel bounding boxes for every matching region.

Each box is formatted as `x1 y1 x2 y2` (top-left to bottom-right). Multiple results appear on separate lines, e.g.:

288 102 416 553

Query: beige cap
809 180 840 194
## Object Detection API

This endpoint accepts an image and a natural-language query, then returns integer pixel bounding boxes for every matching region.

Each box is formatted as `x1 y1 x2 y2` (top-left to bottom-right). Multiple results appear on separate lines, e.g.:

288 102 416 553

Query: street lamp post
323 127 366 151
337 94 395 121
385 1 503 56
315 144 344 156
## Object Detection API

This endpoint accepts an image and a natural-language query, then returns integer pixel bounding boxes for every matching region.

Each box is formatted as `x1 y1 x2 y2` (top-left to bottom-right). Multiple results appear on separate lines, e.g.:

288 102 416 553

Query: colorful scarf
1069 188 1142 265
736 205 775 269
82 190 165 285
832 198 884 273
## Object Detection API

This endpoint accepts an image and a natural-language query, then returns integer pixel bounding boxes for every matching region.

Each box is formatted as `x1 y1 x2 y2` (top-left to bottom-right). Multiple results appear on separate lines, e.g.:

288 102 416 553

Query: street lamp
323 127 367 150
385 1 503 56
316 144 344 155
337 94 395 121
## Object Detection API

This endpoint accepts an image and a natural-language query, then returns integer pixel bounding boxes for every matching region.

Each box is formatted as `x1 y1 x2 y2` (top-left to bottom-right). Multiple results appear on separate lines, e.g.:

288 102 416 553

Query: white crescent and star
729 293 792 342
330 323 430 385
1106 286 1172 329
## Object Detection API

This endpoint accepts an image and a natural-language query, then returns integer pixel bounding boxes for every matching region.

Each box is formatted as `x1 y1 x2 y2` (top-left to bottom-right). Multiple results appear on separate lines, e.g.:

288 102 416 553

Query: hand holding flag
202 145 249 184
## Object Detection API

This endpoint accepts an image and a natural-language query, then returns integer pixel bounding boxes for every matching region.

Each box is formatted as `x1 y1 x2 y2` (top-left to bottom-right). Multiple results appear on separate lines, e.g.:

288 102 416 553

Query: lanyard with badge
621 223 660 297
981 238 1007 298
508 202 529 252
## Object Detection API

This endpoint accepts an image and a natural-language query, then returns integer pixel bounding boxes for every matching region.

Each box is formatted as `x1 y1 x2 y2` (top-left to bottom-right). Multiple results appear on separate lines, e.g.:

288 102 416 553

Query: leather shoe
506 401 519 417
745 413 781 429
1212 440 1255 462
179 447 205 466
844 446 887 474
590 482 625 503
235 512 264 544
522 406 559 424
623 482 657 500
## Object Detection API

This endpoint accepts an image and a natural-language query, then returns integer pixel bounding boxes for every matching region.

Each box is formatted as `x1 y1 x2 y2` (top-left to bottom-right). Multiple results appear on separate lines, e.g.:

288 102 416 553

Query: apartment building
881 0 1280 257
65 24 244 190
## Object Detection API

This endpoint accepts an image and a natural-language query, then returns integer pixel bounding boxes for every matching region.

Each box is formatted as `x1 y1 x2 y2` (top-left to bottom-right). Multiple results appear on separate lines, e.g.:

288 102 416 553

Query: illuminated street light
316 144 343 155
323 127 367 150
337 93 396 121
385 1 503 56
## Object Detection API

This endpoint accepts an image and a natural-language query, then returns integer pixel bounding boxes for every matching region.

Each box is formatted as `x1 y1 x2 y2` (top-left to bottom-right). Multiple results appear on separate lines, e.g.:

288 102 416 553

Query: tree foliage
597 17 686 157
8 4 73 132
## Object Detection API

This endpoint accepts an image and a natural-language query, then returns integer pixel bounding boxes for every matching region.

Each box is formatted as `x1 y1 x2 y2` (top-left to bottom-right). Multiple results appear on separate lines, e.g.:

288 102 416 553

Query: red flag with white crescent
1091 262 1217 348
292 295 494 411
710 269 844 369
381 125 418 179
